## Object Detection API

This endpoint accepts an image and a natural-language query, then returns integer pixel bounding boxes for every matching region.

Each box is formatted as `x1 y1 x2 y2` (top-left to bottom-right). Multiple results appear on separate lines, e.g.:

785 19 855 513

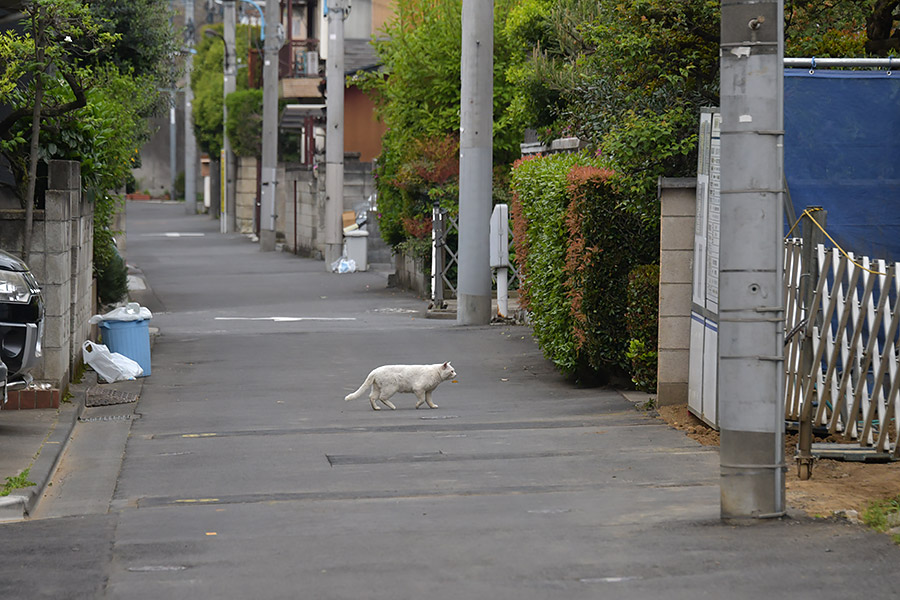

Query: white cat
344 362 457 411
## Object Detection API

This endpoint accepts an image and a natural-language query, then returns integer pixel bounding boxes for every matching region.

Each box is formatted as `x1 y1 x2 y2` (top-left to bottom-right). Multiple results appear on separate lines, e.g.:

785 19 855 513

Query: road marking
182 433 217 438
214 317 357 322
141 232 206 238
175 498 220 504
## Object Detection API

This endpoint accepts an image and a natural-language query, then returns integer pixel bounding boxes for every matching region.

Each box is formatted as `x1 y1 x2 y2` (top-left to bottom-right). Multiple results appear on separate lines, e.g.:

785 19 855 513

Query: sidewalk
0 371 146 522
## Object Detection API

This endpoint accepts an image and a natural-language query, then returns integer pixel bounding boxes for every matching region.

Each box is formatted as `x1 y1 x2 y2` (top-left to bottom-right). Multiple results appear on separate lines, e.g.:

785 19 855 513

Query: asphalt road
2 201 899 599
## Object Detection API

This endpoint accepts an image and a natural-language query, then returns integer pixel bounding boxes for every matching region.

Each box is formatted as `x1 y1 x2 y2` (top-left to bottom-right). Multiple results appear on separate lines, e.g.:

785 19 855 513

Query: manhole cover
85 386 139 407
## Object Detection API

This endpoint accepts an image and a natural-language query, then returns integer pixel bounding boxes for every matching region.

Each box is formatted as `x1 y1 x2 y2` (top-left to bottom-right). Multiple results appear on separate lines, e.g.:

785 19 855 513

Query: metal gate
785 240 900 458
431 207 520 308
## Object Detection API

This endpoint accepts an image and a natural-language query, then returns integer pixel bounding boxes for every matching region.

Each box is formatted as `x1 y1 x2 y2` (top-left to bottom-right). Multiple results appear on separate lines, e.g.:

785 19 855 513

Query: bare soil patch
656 404 900 518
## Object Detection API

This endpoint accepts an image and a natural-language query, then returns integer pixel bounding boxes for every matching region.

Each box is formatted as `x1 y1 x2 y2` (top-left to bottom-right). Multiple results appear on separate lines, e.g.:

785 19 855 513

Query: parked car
0 250 44 402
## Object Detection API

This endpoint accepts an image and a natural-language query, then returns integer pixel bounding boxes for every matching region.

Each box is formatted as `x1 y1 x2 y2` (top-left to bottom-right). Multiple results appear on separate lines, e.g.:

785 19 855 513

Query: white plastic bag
82 341 143 383
89 302 152 324
330 257 357 273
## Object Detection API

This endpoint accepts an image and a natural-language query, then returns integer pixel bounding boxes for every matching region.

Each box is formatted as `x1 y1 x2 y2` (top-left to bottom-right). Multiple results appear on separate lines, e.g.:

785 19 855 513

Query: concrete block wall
0 161 94 389
656 177 696 407
235 156 258 234
281 164 325 258
278 154 390 263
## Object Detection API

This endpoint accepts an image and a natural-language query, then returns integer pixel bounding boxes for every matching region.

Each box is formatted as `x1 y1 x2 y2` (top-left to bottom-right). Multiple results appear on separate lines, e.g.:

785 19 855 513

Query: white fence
784 241 900 457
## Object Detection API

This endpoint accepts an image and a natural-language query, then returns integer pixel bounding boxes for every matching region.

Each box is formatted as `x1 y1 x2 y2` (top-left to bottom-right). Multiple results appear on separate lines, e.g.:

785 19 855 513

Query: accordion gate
784 240 900 457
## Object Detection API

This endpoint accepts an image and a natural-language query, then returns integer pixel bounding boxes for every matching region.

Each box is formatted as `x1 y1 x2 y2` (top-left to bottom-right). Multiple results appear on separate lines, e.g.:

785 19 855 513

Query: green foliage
93 191 129 305
862 495 900 538
625 264 660 392
0 0 119 201
95 242 129 305
88 0 179 116
511 153 657 379
509 152 599 374
566 166 658 374
1 469 36 497
192 23 260 158
785 0 874 57
356 0 524 249
225 89 263 157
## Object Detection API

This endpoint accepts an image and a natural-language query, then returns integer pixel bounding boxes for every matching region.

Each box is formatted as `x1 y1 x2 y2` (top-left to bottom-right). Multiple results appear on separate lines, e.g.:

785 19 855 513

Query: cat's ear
443 361 449 368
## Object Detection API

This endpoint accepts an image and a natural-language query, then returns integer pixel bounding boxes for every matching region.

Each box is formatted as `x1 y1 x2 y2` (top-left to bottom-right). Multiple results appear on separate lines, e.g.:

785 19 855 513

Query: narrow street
1 201 898 599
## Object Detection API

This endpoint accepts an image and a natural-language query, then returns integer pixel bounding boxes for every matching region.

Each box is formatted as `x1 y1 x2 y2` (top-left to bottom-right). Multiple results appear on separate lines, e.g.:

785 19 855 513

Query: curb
0 379 92 522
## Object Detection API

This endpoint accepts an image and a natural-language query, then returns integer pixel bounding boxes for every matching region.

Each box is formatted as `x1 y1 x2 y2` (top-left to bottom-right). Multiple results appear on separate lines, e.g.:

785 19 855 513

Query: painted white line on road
141 233 206 238
214 317 357 322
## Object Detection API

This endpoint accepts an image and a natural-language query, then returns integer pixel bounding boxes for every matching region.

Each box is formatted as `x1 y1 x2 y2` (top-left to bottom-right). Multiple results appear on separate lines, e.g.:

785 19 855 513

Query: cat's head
441 361 457 379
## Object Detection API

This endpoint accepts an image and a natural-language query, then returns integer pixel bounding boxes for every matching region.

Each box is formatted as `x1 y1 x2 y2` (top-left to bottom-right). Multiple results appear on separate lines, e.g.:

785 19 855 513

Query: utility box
344 230 369 271
489 204 509 268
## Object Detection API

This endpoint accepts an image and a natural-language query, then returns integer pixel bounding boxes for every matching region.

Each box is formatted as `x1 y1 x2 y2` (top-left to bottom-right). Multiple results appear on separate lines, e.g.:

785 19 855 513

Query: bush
566 167 658 375
95 246 129 306
510 152 658 381
511 152 594 374
625 264 660 392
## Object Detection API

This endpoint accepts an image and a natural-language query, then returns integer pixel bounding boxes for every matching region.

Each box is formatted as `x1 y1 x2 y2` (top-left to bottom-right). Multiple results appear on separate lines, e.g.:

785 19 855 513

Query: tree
0 0 118 260
191 23 260 159
356 0 523 248
0 0 179 300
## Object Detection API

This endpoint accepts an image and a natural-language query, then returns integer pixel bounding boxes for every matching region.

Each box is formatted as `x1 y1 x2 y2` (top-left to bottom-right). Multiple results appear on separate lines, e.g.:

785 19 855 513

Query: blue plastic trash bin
99 319 151 376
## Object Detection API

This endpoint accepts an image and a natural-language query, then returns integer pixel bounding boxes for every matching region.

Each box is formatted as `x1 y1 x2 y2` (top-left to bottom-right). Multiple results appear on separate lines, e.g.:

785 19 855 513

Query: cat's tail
344 371 375 401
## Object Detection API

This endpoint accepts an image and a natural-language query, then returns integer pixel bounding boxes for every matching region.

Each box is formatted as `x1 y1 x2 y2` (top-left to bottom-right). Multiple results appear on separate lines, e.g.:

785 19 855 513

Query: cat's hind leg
379 389 397 410
369 383 381 410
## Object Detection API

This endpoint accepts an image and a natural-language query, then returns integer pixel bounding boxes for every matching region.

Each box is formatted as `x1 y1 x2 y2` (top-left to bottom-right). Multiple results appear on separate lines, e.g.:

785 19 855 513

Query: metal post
324 0 348 268
258 0 279 251
223 0 237 233
170 91 177 200
185 0 198 215
432 205 445 309
457 0 493 325
718 0 786 519
796 208 825 479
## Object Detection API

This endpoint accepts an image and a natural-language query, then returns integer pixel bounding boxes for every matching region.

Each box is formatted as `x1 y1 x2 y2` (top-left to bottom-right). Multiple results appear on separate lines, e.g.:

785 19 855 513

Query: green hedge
511 152 658 382
625 264 660 392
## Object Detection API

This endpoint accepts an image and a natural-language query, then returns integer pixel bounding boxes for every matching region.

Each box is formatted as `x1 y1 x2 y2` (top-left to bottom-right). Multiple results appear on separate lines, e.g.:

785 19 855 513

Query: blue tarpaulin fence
784 69 900 261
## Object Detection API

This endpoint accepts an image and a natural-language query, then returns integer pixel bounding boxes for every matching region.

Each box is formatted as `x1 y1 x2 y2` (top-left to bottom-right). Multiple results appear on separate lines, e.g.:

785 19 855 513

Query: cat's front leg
424 390 438 409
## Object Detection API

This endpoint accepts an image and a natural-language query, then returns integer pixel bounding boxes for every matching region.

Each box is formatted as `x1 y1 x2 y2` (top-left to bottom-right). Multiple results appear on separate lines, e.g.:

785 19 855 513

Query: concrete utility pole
185 0 198 215
457 0 493 325
222 0 237 233
259 0 279 251
718 0 786 518
324 0 348 267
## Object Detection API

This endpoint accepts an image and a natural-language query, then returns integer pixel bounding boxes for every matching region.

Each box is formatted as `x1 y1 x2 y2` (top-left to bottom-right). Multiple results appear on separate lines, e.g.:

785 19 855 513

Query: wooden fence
784 240 900 457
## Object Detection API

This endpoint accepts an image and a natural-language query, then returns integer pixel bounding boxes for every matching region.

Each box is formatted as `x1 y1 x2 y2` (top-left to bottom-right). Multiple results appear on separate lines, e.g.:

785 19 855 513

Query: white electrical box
489 204 509 268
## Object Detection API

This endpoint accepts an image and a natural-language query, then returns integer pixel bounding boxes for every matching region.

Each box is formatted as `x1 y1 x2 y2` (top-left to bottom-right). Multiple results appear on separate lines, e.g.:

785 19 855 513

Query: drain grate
85 385 139 407
79 414 135 423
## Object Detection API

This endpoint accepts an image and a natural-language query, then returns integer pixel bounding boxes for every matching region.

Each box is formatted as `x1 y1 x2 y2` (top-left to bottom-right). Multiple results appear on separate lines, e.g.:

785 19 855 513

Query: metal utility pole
259 0 279 251
222 0 237 233
185 0 198 215
324 0 348 267
457 0 493 325
718 0 786 518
